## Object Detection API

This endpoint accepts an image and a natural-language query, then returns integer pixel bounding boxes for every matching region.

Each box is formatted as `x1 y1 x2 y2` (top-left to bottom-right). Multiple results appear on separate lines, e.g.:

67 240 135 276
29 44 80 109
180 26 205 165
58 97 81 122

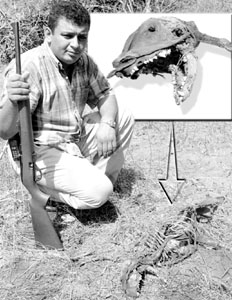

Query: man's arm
95 93 118 158
0 72 30 139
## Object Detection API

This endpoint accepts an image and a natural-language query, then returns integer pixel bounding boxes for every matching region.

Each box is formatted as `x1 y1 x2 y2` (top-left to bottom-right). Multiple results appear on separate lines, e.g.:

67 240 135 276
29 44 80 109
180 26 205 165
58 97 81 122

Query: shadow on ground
47 167 142 232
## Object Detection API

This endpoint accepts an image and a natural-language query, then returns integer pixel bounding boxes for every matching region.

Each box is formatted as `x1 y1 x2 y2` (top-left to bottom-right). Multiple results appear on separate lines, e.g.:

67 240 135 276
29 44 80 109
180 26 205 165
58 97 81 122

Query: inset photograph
89 14 232 120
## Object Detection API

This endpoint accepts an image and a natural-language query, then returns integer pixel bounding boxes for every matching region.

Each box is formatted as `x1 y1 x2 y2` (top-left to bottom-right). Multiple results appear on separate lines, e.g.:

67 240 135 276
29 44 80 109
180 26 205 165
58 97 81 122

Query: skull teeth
177 90 185 97
130 66 139 75
143 49 171 64
181 77 187 86
182 56 187 62
178 96 184 103
158 49 171 57
158 50 167 57
172 79 176 84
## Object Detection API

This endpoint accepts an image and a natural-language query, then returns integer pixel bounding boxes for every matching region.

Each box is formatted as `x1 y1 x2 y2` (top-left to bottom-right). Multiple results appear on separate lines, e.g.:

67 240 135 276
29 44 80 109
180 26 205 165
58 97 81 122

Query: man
0 0 134 210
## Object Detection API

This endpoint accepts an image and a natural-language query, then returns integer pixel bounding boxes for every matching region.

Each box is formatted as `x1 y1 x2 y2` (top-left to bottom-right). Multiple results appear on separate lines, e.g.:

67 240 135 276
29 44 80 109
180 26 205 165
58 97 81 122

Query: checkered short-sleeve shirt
1 41 112 146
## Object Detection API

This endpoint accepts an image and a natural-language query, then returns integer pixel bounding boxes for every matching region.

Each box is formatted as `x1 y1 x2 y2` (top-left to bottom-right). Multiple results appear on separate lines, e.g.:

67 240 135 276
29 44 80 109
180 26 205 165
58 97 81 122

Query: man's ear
44 26 52 43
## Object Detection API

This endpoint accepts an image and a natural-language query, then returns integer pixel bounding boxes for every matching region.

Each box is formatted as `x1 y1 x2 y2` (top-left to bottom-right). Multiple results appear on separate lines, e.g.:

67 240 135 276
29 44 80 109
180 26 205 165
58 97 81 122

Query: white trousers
35 104 134 209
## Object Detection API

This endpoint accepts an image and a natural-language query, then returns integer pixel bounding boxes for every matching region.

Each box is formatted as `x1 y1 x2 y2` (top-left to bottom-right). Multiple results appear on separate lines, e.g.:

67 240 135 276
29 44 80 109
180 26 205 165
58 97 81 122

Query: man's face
45 17 89 66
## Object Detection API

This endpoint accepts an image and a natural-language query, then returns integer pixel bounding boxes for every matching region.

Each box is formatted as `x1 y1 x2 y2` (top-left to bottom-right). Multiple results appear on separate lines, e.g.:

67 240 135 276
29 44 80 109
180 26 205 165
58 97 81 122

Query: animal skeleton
120 197 230 298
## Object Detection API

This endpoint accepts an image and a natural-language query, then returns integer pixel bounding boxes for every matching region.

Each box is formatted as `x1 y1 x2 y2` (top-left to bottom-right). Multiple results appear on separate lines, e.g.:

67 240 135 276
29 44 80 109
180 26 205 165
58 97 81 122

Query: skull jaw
108 47 198 105
169 52 198 105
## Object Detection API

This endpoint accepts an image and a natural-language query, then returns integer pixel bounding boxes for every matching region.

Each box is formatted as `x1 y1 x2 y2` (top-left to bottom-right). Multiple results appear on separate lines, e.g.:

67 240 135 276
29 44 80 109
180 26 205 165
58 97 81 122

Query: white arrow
159 122 186 204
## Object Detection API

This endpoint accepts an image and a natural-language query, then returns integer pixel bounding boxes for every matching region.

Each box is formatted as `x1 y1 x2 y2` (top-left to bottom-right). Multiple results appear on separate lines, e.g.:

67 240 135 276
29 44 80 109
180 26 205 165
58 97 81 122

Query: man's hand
95 122 117 158
6 71 30 103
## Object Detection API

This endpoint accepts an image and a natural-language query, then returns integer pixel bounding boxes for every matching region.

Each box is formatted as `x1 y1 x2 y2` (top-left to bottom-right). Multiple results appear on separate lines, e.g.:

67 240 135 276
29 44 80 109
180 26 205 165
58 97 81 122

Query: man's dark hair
48 0 90 31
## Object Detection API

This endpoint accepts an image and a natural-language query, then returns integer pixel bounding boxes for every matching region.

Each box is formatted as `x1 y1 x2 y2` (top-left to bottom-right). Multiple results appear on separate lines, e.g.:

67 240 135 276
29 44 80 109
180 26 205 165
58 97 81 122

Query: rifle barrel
13 22 22 74
12 21 62 249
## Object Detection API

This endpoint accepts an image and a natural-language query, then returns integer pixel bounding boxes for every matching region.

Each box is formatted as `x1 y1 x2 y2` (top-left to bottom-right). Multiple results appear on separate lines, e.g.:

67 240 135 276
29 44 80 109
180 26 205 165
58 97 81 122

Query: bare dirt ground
1 68 232 299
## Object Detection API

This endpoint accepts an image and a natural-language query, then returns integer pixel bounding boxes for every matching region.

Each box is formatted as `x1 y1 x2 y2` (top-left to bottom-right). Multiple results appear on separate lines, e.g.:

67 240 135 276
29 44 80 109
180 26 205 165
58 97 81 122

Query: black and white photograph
89 14 231 120
0 1 232 300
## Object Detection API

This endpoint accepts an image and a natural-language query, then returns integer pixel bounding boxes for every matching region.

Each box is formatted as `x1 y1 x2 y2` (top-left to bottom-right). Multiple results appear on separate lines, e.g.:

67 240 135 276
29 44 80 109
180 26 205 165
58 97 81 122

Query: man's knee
84 175 113 209
94 179 113 207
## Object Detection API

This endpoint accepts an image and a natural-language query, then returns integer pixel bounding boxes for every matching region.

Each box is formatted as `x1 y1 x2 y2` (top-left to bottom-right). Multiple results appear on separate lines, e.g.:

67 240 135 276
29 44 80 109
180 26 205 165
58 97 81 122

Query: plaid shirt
1 41 112 146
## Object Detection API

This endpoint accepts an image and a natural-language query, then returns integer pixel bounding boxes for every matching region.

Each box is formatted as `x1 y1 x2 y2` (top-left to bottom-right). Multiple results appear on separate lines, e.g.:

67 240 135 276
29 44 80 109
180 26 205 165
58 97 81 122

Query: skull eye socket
172 28 183 37
148 26 156 32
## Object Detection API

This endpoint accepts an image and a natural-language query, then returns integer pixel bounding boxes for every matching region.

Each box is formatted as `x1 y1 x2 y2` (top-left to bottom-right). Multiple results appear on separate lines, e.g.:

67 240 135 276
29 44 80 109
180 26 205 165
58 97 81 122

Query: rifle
12 21 62 249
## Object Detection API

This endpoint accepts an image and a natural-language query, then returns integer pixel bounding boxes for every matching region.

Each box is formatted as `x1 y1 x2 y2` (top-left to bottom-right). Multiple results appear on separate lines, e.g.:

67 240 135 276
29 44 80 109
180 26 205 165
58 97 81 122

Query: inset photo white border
88 14 231 120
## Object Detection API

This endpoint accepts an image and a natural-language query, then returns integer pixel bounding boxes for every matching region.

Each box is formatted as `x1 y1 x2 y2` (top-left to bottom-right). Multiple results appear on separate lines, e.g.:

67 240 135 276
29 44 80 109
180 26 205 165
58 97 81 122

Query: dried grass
1 0 232 299
1 122 232 299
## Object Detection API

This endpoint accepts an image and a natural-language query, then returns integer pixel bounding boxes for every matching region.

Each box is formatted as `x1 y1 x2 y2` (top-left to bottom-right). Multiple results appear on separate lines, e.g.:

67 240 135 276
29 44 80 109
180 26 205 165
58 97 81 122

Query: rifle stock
12 22 62 249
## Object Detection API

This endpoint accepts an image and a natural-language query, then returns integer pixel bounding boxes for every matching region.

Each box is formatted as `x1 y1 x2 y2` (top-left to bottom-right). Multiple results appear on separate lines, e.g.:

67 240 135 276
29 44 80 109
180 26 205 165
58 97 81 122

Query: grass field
1 0 232 299
1 119 232 299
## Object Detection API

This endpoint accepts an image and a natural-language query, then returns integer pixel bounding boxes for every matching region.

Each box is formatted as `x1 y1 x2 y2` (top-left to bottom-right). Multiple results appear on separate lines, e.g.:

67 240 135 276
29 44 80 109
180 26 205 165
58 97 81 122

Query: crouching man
0 0 134 210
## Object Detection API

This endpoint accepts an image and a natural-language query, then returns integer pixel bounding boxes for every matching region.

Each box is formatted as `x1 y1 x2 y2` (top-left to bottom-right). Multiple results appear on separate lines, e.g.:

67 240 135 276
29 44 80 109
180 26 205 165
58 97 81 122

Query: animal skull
108 17 232 105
